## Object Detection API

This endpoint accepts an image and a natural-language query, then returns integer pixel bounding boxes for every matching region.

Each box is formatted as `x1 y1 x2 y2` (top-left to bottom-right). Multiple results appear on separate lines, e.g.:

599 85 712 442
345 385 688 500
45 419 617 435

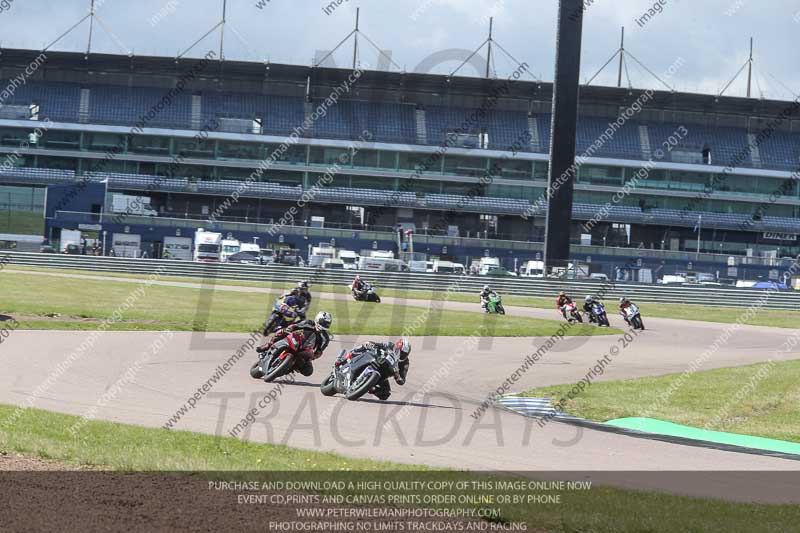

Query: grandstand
1 47 800 276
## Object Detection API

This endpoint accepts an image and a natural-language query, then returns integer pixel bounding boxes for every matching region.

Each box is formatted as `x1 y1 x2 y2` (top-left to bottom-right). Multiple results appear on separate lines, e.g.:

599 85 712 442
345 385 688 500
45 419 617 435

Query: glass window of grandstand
130 135 170 156
40 129 80 150
491 157 532 180
37 156 77 171
579 165 622 185
377 151 397 170
666 170 709 192
398 151 433 172
443 155 487 177
0 185 45 234
350 176 396 191
85 132 124 151
0 127 29 147
352 149 378 169
533 161 549 180
218 140 263 160
175 136 214 159
412 180 442 195
269 170 302 187
161 164 212 180
631 167 666 190
262 143 305 165
83 157 125 173
488 184 526 200
309 146 348 166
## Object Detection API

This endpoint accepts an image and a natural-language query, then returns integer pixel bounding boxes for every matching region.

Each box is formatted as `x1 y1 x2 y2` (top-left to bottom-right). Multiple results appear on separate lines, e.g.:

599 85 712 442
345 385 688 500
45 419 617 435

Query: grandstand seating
6 80 800 176
5 164 798 232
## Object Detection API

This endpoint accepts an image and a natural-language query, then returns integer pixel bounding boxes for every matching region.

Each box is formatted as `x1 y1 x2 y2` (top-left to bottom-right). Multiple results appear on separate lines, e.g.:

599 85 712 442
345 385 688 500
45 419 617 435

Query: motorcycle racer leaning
281 281 312 319
479 285 497 312
555 291 573 319
257 311 332 377
619 297 635 324
583 295 599 323
335 337 411 400
351 275 370 298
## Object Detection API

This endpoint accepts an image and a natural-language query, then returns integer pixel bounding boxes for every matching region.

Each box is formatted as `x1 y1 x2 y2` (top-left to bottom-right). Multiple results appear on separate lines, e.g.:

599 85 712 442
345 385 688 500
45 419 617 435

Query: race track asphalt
2 270 800 502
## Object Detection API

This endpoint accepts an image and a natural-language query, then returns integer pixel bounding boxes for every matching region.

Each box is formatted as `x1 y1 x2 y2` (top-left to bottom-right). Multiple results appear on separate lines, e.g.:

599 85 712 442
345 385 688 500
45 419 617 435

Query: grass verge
0 271 612 336
519 359 800 443
7 265 800 328
1 404 798 532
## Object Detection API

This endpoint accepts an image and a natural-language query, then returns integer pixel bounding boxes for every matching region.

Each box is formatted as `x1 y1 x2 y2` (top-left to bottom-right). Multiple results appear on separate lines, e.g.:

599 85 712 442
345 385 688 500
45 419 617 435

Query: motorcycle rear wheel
263 352 295 383
345 372 382 401
320 373 337 396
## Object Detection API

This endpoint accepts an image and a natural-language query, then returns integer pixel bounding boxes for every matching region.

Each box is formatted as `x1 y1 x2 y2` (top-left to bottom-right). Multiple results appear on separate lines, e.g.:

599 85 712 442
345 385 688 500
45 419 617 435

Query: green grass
0 210 44 234
0 271 612 336
1 404 798 532
520 360 800 443
8 264 800 329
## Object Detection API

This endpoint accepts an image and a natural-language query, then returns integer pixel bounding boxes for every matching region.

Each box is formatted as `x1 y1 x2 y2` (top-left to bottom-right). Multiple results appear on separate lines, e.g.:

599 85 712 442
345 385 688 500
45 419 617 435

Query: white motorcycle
622 303 645 330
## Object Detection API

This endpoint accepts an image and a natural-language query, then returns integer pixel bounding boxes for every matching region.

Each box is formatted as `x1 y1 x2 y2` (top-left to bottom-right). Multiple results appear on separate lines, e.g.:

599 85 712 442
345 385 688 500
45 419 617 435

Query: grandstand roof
1 47 798 125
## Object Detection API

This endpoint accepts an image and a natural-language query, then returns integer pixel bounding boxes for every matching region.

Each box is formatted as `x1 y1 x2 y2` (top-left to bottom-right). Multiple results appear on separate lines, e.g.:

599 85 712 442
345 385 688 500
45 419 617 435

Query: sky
0 0 798 100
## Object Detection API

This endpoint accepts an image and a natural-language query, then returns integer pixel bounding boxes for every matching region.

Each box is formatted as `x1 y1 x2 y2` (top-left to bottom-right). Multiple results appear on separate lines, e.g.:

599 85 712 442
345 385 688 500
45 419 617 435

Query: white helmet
585 295 593 303
394 337 411 360
315 311 332 331
483 285 490 291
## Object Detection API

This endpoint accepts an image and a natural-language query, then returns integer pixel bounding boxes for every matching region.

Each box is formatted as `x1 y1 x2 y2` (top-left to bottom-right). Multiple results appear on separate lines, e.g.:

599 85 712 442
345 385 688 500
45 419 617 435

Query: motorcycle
590 301 610 327
250 331 315 383
320 347 399 401
622 303 645 330
562 301 583 323
486 293 505 314
352 285 381 303
263 301 302 336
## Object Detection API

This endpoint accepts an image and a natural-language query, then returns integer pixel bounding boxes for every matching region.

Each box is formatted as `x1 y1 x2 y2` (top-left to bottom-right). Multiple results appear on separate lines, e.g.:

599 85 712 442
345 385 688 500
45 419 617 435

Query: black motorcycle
320 347 398 401
352 286 381 303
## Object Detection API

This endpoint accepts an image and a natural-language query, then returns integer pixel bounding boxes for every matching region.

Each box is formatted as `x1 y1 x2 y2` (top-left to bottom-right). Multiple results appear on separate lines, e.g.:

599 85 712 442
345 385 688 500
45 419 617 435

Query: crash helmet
619 297 628 305
298 280 310 290
483 284 490 291
315 311 332 331
559 291 566 297
394 337 411 360
284 296 299 308
585 295 593 303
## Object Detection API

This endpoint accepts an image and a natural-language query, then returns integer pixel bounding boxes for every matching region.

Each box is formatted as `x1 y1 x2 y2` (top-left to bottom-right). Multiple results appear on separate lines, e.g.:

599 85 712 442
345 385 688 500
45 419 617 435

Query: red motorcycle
250 330 315 382
561 301 583 323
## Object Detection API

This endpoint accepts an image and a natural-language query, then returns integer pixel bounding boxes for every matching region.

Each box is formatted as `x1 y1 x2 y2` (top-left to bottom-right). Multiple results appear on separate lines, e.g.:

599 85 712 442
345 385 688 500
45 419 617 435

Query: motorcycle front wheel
320 373 337 396
263 351 295 383
497 305 505 315
345 371 382 401
250 361 265 379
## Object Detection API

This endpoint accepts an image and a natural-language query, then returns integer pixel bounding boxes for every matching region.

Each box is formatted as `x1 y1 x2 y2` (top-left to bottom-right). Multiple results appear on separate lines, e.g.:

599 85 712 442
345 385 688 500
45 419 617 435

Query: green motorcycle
486 293 506 315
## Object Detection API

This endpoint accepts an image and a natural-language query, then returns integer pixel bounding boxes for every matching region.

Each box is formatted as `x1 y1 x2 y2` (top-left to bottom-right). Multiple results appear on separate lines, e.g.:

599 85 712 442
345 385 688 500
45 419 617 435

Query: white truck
194 229 222 262
163 236 192 261
478 257 501 276
240 242 261 255
60 229 82 252
337 249 359 270
433 260 463 274
220 238 241 262
309 245 337 268
112 233 141 258
111 194 157 217
520 260 544 277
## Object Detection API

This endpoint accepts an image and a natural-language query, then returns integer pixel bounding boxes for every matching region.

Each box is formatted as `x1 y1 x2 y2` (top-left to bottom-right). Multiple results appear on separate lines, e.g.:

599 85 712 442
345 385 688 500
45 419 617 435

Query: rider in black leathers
257 311 331 377
335 338 410 400
281 281 312 320
582 295 598 323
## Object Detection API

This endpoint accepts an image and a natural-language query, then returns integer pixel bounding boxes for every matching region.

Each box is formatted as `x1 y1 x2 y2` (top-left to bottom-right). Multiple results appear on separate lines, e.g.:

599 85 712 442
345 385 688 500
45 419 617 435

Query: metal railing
3 251 799 310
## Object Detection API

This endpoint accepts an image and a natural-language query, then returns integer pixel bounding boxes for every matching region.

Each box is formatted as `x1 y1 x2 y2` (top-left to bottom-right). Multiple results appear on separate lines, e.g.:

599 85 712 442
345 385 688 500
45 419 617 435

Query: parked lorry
220 238 241 262
337 249 359 270
194 229 222 262
112 233 142 258
163 236 192 260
